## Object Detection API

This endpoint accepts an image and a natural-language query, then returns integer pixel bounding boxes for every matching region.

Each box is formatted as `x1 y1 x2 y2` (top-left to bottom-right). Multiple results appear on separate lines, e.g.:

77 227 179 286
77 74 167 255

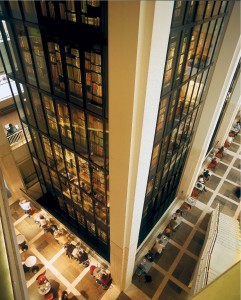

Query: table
25 256 37 267
139 257 152 273
38 282 51 295
16 234 25 245
185 197 197 207
157 234 169 246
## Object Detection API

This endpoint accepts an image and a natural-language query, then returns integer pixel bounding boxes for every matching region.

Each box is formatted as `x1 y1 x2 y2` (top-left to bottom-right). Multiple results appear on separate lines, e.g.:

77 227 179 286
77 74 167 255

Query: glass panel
65 46 82 99
195 1 206 21
81 0 101 27
220 1 227 14
10 82 25 121
71 107 88 156
76 210 85 227
53 141 65 172
47 42 65 95
70 184 81 203
77 156 91 194
59 1 76 22
97 228 107 243
155 97 169 143
49 169 61 190
83 193 93 215
92 166 105 203
162 33 180 94
88 115 104 166
59 175 71 198
213 1 221 16
30 128 45 162
27 27 50 91
184 25 201 81
186 0 196 23
64 148 77 179
47 1 55 18
2 21 21 77
87 219 96 235
150 144 160 176
20 84 36 126
29 89 47 133
174 30 190 86
9 1 22 19
43 95 59 138
192 23 208 76
202 20 216 67
56 101 73 144
95 203 106 225
204 1 214 18
41 135 55 167
85 50 102 108
14 24 36 85
40 0 47 17
22 0 38 22
172 0 186 27
66 202 76 219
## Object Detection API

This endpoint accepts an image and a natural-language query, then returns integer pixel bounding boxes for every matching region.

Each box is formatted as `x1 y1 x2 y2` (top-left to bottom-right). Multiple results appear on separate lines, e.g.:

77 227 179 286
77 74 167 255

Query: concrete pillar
0 125 25 200
178 2 241 197
109 1 173 291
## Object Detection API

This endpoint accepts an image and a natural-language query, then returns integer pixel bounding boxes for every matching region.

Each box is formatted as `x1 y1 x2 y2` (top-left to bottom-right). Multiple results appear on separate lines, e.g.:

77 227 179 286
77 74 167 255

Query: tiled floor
129 133 240 299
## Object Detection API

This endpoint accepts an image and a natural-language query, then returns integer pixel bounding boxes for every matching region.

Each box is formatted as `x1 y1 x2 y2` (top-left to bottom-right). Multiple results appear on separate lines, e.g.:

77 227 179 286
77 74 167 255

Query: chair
44 292 54 300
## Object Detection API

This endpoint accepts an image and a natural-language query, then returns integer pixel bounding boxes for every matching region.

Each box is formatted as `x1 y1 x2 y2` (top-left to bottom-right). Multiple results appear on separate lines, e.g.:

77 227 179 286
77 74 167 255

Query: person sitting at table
7 123 18 135
19 199 32 215
151 240 165 255
197 175 207 192
39 216 48 229
168 217 179 232
36 272 48 286
203 169 210 181
163 227 172 238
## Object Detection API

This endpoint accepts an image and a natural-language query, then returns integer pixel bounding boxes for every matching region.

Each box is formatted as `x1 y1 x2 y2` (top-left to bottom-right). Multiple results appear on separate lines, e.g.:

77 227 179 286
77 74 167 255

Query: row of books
85 51 101 65
69 80 82 96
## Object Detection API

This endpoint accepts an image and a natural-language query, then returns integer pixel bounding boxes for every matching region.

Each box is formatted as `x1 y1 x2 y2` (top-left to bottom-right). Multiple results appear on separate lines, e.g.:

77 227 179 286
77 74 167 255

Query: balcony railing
7 127 31 150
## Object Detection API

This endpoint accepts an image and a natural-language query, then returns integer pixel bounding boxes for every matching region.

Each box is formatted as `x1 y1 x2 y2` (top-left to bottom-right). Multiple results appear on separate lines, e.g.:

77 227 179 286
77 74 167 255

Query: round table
16 234 25 245
25 256 37 267
38 282 51 295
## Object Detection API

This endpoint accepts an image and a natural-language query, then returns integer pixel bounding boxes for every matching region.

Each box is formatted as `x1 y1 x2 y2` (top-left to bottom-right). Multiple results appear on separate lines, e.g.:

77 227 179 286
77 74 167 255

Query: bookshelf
77 156 91 194
59 0 76 22
43 95 59 135
15 25 36 85
48 42 65 95
81 1 101 27
88 115 104 165
71 108 87 153
85 50 102 108
28 27 50 92
65 46 82 99
56 101 72 140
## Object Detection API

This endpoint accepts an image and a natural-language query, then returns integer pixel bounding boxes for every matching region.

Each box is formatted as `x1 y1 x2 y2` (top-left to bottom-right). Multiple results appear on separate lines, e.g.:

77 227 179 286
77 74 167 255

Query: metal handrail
6 127 30 148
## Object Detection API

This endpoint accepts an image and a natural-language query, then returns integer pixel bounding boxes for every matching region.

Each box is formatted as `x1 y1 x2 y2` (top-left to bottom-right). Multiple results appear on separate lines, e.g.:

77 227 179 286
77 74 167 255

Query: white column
109 0 174 291
178 2 241 197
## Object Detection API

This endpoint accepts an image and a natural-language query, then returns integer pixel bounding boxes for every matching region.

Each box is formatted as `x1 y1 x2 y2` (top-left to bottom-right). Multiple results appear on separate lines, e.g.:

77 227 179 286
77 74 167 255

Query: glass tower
0 0 109 259
138 0 233 244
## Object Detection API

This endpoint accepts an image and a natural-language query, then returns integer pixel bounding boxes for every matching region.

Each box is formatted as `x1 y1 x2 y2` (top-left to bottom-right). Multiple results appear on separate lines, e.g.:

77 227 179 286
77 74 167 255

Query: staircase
207 213 241 284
